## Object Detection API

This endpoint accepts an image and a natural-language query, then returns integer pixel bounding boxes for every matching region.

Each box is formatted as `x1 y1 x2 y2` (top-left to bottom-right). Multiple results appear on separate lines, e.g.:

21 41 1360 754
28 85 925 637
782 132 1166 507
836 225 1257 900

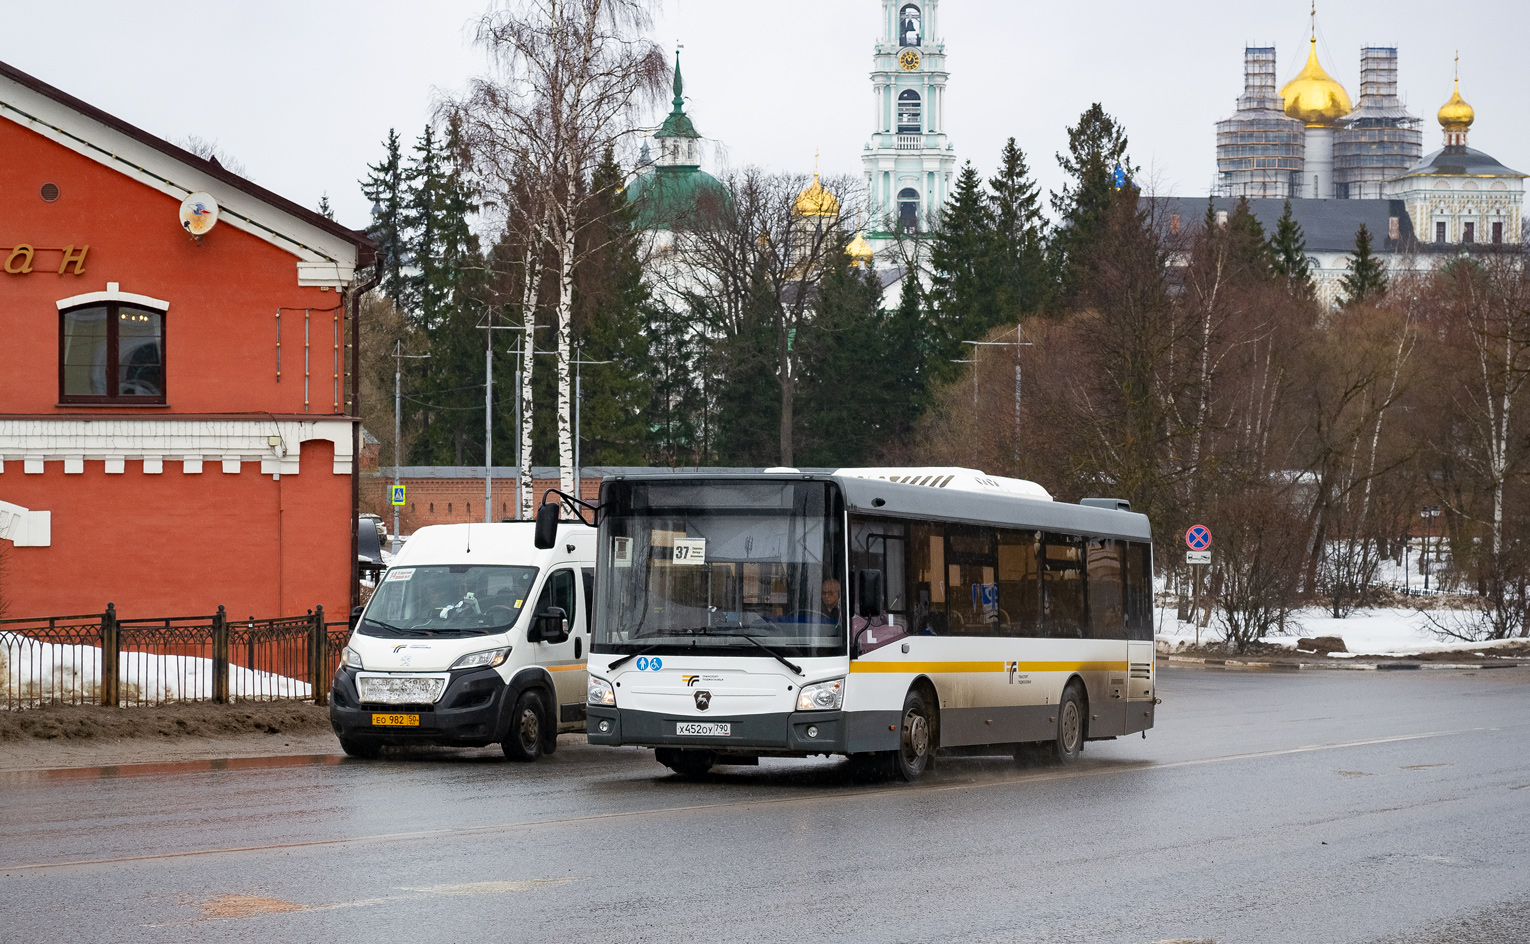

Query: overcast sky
5 0 1525 231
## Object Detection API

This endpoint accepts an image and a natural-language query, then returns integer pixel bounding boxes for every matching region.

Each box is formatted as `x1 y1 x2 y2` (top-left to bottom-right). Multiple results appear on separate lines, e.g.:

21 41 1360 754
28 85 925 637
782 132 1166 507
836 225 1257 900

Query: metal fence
0 604 350 710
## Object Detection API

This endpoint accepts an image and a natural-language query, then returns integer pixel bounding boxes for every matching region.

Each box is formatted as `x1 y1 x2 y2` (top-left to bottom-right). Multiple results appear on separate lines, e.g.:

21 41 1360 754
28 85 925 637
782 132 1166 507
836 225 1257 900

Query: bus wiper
607 644 668 671
706 630 803 676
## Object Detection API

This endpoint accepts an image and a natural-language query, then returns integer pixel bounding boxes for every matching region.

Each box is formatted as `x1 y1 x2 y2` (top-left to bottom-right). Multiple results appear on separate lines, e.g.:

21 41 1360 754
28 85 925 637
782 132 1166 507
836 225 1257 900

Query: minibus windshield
360 565 538 638
595 480 846 658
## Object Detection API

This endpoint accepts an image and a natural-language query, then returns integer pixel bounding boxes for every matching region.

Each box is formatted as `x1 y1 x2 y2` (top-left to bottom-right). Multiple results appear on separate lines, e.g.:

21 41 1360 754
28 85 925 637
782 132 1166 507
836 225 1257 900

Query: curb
1163 655 1529 672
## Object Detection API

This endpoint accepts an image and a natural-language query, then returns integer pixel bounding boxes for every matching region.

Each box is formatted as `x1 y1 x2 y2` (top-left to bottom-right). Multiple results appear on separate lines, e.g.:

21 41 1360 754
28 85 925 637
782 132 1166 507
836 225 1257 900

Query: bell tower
863 0 956 245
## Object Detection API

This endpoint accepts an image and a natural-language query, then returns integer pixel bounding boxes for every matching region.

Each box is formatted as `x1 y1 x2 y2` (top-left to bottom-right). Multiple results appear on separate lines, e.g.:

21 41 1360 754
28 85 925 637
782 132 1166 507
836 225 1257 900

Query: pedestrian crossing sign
390 485 406 506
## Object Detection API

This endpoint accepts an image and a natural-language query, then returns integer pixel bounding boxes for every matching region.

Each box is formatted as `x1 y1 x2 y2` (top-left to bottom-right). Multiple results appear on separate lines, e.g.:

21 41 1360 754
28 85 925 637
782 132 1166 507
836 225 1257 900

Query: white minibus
579 468 1155 780
331 521 594 761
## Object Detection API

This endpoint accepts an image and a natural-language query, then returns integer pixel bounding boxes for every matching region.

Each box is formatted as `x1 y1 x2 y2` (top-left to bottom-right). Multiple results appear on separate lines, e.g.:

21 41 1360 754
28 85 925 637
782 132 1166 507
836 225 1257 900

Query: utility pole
479 320 525 523
570 348 614 505
392 341 429 554
963 324 1032 461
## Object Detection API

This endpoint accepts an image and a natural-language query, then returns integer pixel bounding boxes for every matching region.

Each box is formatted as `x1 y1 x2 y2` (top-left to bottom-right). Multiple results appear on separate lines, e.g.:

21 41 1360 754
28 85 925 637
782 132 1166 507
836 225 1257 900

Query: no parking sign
1185 524 1211 564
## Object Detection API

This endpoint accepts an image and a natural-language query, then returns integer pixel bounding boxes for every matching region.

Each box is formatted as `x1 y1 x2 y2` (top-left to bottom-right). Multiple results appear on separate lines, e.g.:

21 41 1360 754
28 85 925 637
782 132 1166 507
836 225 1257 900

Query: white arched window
897 90 922 133
898 188 921 232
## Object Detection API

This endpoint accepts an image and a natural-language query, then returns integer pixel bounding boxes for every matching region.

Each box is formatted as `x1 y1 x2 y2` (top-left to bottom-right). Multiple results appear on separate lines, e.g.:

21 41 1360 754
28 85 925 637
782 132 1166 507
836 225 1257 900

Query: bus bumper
587 706 858 754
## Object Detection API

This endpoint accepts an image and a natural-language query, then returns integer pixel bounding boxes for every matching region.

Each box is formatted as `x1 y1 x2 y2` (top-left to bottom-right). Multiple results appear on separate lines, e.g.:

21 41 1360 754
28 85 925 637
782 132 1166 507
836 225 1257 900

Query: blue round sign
634 656 662 671
1185 525 1212 551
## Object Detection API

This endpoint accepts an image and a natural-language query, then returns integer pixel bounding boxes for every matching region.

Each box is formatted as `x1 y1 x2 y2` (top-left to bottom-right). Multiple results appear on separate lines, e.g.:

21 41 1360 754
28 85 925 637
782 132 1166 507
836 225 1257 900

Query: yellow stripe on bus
849 660 1129 674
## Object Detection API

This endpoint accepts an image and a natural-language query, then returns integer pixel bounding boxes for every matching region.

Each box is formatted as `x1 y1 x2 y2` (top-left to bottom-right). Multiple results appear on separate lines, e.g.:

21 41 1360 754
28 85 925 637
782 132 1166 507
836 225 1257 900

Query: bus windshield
360 565 538 638
594 479 846 658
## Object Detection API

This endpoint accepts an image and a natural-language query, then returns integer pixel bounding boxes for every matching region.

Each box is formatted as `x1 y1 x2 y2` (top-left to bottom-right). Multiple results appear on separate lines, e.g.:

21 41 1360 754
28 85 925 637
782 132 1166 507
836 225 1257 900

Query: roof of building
626 164 728 230
653 54 698 140
1398 145 1526 180
0 59 373 266
1437 78 1475 131
793 173 840 217
1157 197 1415 253
1281 38 1353 127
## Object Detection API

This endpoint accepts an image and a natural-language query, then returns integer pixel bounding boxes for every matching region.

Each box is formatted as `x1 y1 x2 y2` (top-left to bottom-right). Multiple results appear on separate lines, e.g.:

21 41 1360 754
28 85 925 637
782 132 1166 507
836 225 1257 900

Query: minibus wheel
502 690 547 762
338 737 382 759
1051 683 1085 765
894 689 934 782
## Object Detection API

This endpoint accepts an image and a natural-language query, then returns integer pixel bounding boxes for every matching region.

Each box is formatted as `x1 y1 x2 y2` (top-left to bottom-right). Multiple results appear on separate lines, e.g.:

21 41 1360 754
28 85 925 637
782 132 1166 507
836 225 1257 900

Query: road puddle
0 753 347 784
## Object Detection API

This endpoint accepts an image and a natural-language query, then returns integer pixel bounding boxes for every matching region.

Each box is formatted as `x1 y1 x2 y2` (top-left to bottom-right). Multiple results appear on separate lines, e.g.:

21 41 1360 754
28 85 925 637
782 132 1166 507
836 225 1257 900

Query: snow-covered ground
1154 606 1516 657
0 637 311 708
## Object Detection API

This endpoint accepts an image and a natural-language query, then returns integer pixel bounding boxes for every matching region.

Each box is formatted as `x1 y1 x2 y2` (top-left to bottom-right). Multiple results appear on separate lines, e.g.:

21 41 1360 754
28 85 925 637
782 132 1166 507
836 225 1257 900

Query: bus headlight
450 647 512 670
342 647 363 669
797 678 844 712
588 675 616 706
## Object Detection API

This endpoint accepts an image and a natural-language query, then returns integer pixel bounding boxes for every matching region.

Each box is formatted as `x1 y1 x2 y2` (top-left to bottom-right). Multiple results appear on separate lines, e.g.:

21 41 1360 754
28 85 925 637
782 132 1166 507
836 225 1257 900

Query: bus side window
1041 533 1086 638
911 522 946 635
1124 542 1153 640
1087 539 1125 640
997 529 1041 637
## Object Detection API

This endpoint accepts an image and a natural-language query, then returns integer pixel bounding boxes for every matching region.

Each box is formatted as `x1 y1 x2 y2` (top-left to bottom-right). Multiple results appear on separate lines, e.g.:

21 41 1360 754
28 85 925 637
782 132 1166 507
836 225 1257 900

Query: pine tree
1224 197 1275 282
1050 104 1134 304
361 129 409 307
1268 199 1314 297
1339 223 1388 307
987 138 1050 319
575 149 656 466
929 161 994 372
317 193 335 220
796 256 892 466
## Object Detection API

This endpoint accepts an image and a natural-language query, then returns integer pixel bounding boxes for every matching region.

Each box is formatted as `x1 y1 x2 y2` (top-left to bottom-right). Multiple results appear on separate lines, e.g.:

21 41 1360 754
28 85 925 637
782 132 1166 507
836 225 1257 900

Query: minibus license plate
372 713 419 726
676 722 730 737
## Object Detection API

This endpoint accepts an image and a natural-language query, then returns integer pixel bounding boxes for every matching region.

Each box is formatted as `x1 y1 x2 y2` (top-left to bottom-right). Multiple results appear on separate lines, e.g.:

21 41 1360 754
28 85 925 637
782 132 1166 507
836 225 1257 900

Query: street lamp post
1420 505 1441 591
392 342 430 554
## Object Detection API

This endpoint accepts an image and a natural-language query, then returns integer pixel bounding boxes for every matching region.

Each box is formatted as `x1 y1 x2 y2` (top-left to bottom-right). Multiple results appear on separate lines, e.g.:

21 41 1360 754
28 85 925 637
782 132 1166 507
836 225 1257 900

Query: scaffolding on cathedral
1334 47 1423 199
1215 46 1306 199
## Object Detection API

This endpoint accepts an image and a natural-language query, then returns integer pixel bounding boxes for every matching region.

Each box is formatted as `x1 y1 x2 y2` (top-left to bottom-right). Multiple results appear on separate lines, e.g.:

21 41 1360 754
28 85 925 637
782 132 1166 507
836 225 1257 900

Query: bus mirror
533 503 559 549
857 569 884 618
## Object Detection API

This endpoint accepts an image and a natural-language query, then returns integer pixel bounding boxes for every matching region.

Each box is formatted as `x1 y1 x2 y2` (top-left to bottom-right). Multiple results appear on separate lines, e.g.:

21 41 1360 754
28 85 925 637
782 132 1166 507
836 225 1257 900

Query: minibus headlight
797 678 844 712
588 675 616 706
342 646 363 669
450 647 512 670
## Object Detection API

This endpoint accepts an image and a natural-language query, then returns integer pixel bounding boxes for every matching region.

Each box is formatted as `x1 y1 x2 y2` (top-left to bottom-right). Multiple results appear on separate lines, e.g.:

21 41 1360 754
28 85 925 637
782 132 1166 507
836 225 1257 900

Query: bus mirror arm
533 489 602 549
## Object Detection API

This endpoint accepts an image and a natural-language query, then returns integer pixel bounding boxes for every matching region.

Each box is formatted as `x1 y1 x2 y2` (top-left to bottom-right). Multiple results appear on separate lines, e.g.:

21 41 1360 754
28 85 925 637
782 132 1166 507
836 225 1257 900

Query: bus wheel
894 689 934 782
338 737 382 759
656 748 715 777
1051 683 1085 765
501 690 547 762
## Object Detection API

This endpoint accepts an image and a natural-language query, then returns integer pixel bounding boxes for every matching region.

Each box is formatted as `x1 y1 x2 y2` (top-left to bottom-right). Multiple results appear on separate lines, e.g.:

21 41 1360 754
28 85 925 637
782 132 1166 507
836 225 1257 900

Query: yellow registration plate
371 713 419 727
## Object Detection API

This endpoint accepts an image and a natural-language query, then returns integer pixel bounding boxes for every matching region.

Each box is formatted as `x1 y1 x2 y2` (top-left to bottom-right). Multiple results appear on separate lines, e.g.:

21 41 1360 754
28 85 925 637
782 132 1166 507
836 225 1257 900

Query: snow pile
1154 606 1517 657
0 635 312 708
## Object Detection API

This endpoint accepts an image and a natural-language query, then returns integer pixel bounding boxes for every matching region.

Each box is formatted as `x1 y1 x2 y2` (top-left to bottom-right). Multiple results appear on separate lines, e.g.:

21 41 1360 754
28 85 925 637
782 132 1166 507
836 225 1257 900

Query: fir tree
1268 200 1314 297
796 256 895 466
1050 104 1134 304
575 149 655 465
987 138 1050 319
360 129 410 307
928 161 994 373
1224 197 1275 282
404 124 445 325
317 193 335 220
1339 223 1388 307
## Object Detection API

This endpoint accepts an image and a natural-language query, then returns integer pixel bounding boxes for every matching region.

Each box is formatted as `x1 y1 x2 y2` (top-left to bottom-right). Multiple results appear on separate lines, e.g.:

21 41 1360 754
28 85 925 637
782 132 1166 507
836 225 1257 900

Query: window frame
58 301 166 405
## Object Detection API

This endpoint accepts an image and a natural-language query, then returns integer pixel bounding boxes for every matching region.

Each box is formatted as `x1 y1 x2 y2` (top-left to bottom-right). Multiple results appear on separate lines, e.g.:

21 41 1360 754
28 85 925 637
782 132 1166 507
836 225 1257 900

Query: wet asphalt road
2 666 1528 944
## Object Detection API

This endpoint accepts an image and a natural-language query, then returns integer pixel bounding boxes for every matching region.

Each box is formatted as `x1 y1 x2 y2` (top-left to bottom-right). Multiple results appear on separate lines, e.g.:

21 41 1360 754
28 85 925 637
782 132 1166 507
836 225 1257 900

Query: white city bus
580 468 1156 780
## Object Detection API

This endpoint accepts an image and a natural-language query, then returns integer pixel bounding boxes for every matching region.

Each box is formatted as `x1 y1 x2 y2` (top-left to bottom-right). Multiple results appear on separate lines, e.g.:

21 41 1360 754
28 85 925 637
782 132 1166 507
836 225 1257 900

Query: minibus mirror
349 605 364 628
533 503 560 549
856 569 884 618
532 606 569 644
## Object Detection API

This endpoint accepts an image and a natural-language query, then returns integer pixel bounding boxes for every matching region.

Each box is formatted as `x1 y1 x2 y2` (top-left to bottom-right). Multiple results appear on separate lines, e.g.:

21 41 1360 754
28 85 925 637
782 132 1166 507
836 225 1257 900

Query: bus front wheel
894 689 935 782
656 748 715 777
1051 683 1085 765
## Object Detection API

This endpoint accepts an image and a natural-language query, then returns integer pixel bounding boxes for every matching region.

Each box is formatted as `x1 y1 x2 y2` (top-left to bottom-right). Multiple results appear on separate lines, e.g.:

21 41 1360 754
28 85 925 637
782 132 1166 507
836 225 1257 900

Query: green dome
626 165 728 230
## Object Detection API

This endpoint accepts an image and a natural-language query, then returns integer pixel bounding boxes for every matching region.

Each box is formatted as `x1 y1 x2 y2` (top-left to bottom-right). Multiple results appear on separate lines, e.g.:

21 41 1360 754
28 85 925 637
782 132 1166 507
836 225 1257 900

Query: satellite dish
179 192 219 236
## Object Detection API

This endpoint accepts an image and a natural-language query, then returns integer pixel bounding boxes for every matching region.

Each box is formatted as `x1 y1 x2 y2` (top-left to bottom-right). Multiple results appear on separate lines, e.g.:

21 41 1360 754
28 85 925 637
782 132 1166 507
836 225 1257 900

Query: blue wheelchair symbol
635 657 662 671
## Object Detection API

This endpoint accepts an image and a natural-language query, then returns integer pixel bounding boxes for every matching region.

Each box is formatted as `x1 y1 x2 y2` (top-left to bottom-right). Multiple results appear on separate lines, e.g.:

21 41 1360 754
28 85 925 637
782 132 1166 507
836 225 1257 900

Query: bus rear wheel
894 689 935 782
656 748 715 777
1051 683 1085 765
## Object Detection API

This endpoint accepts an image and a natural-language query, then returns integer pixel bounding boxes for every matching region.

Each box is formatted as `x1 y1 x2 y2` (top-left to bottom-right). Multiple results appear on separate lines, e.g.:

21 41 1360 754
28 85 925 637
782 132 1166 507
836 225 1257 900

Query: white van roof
392 522 594 568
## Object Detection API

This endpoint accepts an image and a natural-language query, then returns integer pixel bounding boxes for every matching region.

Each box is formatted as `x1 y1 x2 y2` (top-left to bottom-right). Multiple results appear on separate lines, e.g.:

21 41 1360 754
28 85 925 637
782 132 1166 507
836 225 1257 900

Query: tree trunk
519 224 544 520
556 195 577 495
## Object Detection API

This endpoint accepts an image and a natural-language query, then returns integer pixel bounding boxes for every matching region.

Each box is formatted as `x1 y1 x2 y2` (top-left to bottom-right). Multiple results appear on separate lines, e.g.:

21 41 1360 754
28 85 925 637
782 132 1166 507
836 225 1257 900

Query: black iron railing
0 604 350 709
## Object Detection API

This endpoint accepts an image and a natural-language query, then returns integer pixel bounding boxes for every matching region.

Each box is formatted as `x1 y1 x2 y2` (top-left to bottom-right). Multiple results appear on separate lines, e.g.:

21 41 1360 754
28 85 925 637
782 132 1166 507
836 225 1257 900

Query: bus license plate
676 722 730 737
371 713 419 726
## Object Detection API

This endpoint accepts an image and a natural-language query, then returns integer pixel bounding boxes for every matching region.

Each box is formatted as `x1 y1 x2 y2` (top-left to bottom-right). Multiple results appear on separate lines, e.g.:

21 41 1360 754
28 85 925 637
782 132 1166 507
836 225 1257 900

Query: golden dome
794 173 840 217
1438 78 1475 131
1281 38 1353 127
846 230 874 265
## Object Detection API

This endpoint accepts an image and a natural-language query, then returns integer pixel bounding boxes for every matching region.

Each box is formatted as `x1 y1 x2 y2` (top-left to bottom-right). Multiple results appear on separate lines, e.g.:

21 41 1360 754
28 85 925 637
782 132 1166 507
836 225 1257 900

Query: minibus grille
358 675 447 705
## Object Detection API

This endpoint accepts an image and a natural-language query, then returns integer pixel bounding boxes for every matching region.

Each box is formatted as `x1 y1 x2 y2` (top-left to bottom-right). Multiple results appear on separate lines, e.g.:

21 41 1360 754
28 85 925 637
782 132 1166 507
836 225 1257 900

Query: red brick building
0 61 372 619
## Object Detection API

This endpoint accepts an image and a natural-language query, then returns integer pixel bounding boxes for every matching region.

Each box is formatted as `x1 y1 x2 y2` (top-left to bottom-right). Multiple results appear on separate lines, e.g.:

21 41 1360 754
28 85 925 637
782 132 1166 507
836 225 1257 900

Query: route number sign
1185 525 1212 551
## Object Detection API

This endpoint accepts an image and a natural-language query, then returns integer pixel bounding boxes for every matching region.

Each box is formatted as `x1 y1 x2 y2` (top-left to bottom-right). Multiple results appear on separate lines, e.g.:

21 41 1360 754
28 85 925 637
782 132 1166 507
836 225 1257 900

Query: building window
1463 222 1475 244
1436 221 1447 244
897 90 921 133
898 4 921 46
59 303 165 404
898 187 920 232
1493 221 1504 244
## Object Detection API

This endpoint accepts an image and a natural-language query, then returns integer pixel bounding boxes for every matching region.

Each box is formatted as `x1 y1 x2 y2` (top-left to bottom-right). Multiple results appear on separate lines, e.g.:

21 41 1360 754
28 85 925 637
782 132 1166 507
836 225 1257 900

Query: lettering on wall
3 244 89 276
